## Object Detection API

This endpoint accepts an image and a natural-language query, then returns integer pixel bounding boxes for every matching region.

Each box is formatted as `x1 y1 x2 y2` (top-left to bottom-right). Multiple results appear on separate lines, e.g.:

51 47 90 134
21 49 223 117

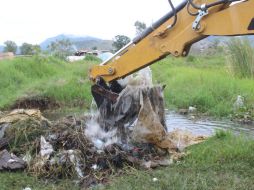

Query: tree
4 40 17 54
20 43 41 55
134 21 147 35
32 45 41 55
47 39 74 59
112 35 131 52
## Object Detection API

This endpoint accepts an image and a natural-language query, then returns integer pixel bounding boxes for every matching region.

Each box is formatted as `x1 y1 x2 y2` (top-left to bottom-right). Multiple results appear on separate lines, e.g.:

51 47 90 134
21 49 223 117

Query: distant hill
40 34 113 51
190 35 254 54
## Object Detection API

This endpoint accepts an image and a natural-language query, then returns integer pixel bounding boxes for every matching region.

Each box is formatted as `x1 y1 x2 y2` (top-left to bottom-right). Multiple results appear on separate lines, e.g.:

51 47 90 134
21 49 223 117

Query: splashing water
84 66 158 149
84 99 119 149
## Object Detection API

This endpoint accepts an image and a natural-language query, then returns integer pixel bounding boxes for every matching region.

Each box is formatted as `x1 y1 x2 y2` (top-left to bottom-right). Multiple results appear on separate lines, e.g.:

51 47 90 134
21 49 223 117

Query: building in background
0 52 14 60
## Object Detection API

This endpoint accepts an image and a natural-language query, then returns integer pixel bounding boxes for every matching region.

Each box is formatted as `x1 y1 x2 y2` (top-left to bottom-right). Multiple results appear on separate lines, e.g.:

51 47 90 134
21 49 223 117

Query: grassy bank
0 56 95 109
151 56 254 117
105 132 254 190
1 55 254 118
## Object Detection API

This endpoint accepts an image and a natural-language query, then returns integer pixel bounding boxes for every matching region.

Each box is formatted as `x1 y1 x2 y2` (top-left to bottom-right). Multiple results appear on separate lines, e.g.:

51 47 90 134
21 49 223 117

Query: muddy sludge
10 96 60 111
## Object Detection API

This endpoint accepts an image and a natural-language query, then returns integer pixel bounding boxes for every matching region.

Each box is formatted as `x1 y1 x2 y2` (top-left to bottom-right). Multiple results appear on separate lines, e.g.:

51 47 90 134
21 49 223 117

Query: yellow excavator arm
89 0 254 108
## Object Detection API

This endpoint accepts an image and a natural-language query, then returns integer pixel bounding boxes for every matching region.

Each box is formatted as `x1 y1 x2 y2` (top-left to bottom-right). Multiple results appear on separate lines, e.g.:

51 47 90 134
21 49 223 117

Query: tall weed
226 38 254 78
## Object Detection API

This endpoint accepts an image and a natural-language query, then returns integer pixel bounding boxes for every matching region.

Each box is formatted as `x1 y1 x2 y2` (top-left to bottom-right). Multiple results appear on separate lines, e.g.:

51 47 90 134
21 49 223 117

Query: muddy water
166 111 254 137
44 109 254 137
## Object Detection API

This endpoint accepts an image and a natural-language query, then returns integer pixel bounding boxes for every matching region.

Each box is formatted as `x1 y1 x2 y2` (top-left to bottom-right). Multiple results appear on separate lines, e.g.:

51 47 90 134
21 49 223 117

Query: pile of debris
0 107 206 188
0 70 207 188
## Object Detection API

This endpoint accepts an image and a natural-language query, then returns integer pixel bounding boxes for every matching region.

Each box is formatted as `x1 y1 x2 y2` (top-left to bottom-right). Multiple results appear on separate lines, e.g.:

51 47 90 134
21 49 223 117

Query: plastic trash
40 136 54 159
0 149 26 171
234 95 244 110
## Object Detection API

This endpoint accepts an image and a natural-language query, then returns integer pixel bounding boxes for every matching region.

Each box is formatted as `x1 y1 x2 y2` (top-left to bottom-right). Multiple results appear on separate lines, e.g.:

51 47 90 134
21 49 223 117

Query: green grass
0 56 96 109
151 56 254 117
1 55 254 118
0 172 79 190
1 56 254 189
84 54 102 62
226 38 254 78
104 132 254 190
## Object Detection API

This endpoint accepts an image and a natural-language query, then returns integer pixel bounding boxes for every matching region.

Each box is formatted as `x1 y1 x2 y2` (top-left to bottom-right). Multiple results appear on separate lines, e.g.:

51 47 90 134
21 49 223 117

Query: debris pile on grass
0 84 207 188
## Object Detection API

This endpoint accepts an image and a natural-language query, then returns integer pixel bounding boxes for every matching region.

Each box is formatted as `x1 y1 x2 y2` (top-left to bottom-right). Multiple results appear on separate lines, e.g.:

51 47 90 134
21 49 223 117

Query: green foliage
20 43 41 55
84 54 101 62
3 40 17 54
186 55 196 62
112 35 131 52
215 129 230 139
134 20 147 35
47 39 74 60
226 38 254 78
0 56 93 109
0 172 79 190
151 56 254 117
1 55 254 118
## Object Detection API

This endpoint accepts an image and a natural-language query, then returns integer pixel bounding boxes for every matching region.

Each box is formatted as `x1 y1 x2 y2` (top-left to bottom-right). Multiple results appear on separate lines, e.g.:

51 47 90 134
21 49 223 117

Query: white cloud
0 0 183 45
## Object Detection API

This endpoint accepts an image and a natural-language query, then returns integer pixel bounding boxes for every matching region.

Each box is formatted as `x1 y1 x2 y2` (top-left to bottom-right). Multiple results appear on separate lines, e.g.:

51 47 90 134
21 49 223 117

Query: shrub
84 54 101 62
226 38 254 78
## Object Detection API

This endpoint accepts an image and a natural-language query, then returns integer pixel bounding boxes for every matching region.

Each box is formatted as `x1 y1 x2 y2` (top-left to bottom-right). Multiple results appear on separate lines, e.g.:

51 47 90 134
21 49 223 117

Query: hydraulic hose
188 0 243 10
187 2 199 16
167 0 177 28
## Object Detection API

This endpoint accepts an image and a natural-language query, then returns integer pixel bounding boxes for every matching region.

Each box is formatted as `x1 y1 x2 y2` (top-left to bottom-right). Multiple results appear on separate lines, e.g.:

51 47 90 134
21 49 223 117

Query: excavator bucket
91 78 123 109
91 84 118 108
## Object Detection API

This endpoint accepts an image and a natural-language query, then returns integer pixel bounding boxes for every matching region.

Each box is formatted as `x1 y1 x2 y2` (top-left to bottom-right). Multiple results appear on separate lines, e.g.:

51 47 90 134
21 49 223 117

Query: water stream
166 111 254 137
44 109 254 137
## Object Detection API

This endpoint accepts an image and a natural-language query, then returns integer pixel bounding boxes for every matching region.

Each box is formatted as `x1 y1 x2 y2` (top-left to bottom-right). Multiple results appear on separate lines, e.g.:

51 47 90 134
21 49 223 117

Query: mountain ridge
40 34 113 51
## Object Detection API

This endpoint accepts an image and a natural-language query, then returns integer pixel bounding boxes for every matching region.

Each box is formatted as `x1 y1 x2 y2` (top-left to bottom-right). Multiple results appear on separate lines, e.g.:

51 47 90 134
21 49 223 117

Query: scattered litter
23 153 32 164
23 187 32 190
152 178 158 182
56 150 84 178
178 109 188 115
0 149 26 171
234 95 244 110
91 164 98 170
40 136 54 159
0 124 9 140
141 158 173 169
188 106 197 113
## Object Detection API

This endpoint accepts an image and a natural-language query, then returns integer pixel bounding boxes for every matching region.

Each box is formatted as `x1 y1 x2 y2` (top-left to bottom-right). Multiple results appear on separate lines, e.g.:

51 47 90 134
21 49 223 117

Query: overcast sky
0 0 183 45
